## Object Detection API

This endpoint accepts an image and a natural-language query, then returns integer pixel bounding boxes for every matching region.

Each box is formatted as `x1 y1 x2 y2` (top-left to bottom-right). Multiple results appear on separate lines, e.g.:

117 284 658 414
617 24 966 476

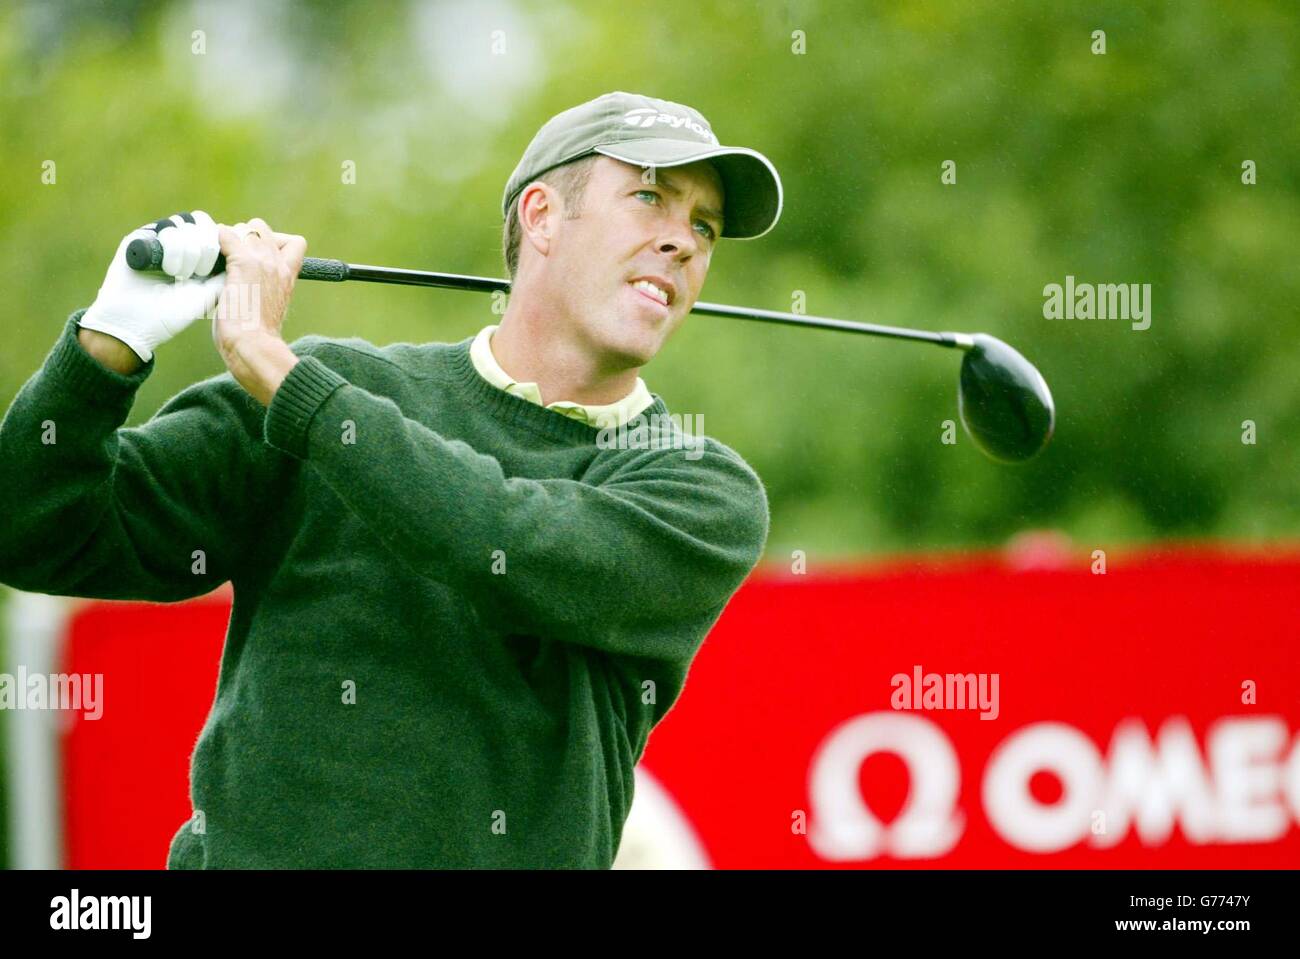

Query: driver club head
957 334 1055 463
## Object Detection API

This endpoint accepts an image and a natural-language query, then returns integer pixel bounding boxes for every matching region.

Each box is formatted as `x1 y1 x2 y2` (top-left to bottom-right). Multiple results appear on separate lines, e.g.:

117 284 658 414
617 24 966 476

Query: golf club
127 234 1056 462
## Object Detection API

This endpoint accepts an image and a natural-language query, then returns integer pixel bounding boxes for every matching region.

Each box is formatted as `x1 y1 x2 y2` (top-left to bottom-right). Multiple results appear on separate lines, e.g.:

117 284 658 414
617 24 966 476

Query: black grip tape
125 236 226 276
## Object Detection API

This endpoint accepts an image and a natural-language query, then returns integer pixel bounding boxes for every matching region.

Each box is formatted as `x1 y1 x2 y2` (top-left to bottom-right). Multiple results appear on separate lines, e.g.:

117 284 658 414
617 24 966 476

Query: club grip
125 237 348 283
125 235 227 275
299 257 349 281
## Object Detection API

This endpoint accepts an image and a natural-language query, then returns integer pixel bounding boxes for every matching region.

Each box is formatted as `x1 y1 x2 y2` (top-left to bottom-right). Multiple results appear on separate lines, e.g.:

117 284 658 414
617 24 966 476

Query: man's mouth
628 277 673 307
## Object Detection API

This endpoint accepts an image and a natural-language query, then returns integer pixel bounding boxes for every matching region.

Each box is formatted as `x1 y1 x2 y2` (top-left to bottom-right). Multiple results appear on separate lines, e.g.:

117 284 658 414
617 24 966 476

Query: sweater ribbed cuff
47 312 155 403
263 355 348 459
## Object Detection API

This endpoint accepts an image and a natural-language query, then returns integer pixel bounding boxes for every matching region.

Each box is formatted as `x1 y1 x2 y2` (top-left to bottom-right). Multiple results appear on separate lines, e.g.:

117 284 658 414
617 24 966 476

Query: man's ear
519 182 556 258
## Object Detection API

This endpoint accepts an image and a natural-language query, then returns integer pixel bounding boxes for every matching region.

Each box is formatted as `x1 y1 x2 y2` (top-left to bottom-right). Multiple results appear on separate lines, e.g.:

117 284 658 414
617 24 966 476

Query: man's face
532 156 725 371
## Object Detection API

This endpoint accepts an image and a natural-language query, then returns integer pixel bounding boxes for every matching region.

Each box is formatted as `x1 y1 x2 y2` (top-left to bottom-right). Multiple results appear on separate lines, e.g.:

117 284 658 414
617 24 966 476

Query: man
0 91 782 868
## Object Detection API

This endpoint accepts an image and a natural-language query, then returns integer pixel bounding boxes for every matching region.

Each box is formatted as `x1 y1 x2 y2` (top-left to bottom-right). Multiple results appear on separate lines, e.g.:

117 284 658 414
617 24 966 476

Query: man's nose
655 220 700 260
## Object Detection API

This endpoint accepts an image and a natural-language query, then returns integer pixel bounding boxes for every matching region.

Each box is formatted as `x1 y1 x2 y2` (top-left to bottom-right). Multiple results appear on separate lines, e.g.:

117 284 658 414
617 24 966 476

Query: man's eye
635 190 715 240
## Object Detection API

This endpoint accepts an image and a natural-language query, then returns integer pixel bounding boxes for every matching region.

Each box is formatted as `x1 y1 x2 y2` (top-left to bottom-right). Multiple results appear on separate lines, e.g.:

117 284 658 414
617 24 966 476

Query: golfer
0 91 782 868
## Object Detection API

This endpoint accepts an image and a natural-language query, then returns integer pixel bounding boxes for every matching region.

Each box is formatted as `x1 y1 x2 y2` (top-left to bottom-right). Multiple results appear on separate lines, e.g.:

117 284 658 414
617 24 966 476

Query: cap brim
592 139 783 240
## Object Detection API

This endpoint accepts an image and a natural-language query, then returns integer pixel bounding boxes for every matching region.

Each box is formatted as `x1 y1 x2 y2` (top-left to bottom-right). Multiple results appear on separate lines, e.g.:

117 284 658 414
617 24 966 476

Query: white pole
3 590 67 869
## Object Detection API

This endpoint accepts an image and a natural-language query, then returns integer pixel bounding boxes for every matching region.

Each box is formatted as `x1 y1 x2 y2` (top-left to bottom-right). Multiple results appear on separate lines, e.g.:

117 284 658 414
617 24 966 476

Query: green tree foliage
0 0 1296 566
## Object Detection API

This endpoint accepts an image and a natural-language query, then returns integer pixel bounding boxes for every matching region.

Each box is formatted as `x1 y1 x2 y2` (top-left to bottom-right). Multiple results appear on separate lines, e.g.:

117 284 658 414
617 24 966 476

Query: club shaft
302 256 967 347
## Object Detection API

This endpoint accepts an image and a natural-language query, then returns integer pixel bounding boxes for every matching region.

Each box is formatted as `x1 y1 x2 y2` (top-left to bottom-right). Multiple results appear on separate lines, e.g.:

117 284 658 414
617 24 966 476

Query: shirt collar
469 324 655 430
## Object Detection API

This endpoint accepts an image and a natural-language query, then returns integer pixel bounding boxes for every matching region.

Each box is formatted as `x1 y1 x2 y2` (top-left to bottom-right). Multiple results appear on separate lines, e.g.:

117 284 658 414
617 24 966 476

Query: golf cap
502 91 783 240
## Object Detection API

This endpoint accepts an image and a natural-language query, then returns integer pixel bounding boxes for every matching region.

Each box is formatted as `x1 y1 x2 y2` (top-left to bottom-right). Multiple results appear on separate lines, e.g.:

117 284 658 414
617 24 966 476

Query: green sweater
0 312 770 869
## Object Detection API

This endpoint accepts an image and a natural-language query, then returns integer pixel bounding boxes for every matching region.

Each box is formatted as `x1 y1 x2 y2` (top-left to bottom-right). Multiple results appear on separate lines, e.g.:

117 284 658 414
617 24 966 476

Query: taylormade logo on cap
503 91 784 240
622 107 719 144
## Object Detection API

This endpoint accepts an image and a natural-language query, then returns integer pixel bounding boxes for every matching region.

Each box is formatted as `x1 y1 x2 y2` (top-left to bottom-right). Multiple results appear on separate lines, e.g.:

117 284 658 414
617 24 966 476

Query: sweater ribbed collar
444 336 669 445
469 324 656 430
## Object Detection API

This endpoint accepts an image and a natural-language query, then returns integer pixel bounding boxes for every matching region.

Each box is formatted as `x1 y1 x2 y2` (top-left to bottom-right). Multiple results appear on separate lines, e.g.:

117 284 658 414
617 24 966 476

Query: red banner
645 548 1300 867
56 549 1300 868
58 592 228 869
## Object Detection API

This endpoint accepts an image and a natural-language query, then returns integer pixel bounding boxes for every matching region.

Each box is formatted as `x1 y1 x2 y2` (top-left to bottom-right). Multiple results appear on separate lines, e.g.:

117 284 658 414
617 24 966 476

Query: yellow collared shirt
469 324 655 430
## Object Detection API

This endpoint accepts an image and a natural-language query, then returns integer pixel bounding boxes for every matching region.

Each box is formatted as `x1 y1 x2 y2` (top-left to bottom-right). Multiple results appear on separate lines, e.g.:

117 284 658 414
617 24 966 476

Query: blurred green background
0 0 1297 864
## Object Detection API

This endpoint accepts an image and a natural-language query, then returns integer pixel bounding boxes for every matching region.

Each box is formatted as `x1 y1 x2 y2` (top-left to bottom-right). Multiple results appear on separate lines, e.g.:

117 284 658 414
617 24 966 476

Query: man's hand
212 217 308 406
79 211 226 366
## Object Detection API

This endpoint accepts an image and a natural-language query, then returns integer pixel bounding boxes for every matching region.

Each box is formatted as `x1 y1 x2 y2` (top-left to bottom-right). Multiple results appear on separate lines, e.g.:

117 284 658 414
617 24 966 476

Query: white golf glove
79 211 227 363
